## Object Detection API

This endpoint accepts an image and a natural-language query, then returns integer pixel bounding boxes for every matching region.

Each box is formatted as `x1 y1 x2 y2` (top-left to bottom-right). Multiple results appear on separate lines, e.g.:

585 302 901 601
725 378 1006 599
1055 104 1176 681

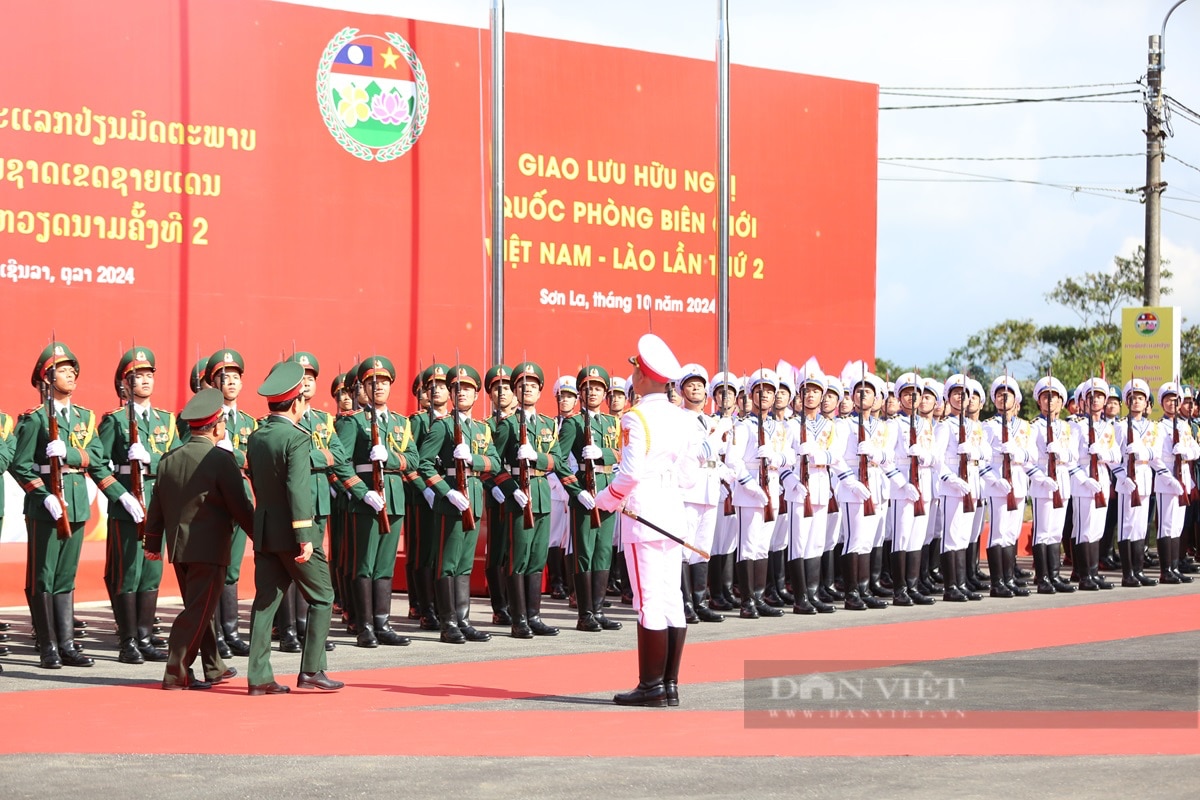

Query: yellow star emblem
381 47 400 69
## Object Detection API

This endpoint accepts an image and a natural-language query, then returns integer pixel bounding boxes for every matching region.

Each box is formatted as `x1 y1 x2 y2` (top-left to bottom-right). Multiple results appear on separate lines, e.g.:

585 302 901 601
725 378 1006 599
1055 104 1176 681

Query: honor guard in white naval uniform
1151 381 1200 583
831 364 889 611
779 359 841 614
547 375 577 600
979 375 1035 598
706 372 742 612
723 369 789 619
1027 376 1078 594
934 375 987 601
1110 377 1157 586
963 378 991 588
1068 378 1119 589
819 376 847 602
918 379 946 595
594 334 701 708
764 362 797 607
676 364 729 624
884 373 937 607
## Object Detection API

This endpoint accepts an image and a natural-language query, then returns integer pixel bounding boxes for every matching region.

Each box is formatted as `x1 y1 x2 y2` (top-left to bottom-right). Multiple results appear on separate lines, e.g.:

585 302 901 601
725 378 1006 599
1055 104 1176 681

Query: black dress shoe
0 645 8 656
375 628 411 646
696 605 725 622
297 670 344 691
459 624 492 642
216 639 233 660
862 595 888 609
279 633 302 653
118 638 145 664
613 682 667 707
491 611 512 625
248 681 291 696
210 667 238 685
512 622 534 638
576 614 601 633
226 637 250 657
325 640 336 651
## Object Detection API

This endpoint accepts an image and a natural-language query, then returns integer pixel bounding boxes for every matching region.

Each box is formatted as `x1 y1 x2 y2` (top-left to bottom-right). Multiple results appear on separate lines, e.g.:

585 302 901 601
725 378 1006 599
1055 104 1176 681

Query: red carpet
2 593 1197 757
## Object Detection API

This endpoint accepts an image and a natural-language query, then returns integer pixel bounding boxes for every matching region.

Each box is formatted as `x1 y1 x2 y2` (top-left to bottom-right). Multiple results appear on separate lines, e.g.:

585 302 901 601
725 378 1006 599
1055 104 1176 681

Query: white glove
446 489 471 511
1044 440 1068 458
423 487 436 508
217 438 234 453
840 479 872 502
576 490 596 510
127 442 151 464
1116 476 1138 495
452 442 471 461
43 495 64 520
797 440 819 458
595 488 622 513
780 469 800 494
1032 474 1059 493
1173 441 1192 456
1087 441 1108 456
744 482 770 506
512 488 530 508
716 463 736 483
856 440 881 461
982 473 1011 494
755 444 780 468
516 443 538 463
901 484 921 503
369 444 389 463
1125 440 1150 461
1157 475 1185 496
118 492 145 523
1000 442 1027 464
491 485 506 504
581 444 603 462
1077 477 1103 495
956 441 980 459
941 476 971 497
363 490 385 512
46 439 67 460
905 442 932 464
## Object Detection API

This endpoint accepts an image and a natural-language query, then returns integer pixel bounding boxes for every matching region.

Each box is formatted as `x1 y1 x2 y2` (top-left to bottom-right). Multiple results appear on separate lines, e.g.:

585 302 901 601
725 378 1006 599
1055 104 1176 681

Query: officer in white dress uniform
1151 381 1200 583
1026 376 1076 594
1069 378 1120 590
933 374 988 601
979 375 1035 598
595 334 701 708
706 372 742 611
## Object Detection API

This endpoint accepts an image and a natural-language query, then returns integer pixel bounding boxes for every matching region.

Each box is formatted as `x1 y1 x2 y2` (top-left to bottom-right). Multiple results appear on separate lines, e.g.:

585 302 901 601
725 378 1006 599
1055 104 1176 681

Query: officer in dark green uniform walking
333 356 417 648
554 365 623 632
98 347 179 664
418 364 516 644
245 361 342 695
11 342 118 668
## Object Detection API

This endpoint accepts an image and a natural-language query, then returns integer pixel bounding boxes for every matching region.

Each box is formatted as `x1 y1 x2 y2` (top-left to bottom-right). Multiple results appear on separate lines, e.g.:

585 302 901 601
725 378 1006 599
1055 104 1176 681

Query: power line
880 81 1141 92
878 161 1137 193
881 90 1141 111
1166 153 1200 176
880 153 1140 163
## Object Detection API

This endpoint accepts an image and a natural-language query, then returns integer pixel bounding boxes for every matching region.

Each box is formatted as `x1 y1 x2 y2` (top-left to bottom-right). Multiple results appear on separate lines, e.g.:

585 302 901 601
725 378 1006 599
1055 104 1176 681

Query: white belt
118 465 148 475
40 465 83 474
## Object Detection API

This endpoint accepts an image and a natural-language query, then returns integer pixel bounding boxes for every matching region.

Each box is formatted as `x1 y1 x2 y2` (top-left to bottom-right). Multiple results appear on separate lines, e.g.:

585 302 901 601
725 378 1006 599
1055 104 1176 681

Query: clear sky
291 0 1200 369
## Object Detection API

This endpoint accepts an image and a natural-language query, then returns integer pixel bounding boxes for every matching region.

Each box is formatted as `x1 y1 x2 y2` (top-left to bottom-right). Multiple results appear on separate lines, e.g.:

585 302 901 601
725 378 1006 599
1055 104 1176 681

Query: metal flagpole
490 0 506 364
716 0 730 377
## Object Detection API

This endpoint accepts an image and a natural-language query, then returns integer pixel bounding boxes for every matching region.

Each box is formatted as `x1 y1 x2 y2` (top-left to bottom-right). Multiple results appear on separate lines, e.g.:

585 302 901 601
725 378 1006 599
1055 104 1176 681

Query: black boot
869 546 893 597
436 576 465 643
455 574 491 642
528 571 560 635
788 558 815 614
916 544 937 596
1004 546 1031 596
114 592 143 664
1088 542 1114 589
802 558 835 613
548 547 567 600
591 570 621 630
1048 544 1075 593
54 593 93 667
663 626 686 707
879 540 894 590
942 551 966 602
353 576 377 647
842 553 866 611
968 540 988 584
136 592 169 662
928 537 944 584
1118 540 1139 587
737 559 759 618
707 554 733 611
1158 535 1180 583
858 553 888 609
691 562 724 622
575 571 600 632
374 578 412 645
32 592 61 669
418 568 440 630
988 546 1013 597
752 558 784 616
906 549 935 605
819 549 844 602
1171 537 1194 583
509 572 534 638
275 584 302 653
681 563 700 624
485 565 511 625
1132 539 1158 586
613 625 668 707
1034 544 1057 594
890 550 913 606
771 549 794 604
220 585 250 656
954 548 981 600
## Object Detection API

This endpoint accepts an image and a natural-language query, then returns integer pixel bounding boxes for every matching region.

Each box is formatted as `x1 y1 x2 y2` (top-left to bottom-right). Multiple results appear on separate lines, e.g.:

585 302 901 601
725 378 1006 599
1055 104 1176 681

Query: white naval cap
1122 377 1149 403
1033 376 1068 401
794 357 827 392
840 360 884 397
1078 377 1111 401
943 373 969 402
1158 380 1183 405
553 375 577 395
894 372 920 396
746 368 780 392
825 376 844 397
967 378 985 400
629 333 684 383
676 363 709 394
990 375 1022 405
775 359 796 394
709 371 742 398
923 378 943 398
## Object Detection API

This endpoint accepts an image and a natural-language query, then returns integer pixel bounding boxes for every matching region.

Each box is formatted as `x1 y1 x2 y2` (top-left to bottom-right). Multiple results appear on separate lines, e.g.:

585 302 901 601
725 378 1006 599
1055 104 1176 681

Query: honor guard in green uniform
606 373 633 604
245 362 343 695
417 364 517 644
402 370 430 622
269 351 358 653
203 349 257 658
494 361 563 639
97 347 179 664
0 408 15 661
553 365 623 632
144 388 253 689
328 371 353 624
333 356 417 648
11 342 117 668
484 363 516 626
408 363 452 631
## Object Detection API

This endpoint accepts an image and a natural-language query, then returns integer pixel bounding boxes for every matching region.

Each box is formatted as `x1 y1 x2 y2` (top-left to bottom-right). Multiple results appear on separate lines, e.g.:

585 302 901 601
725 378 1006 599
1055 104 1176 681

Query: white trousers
625 538 685 630
683 501 717 565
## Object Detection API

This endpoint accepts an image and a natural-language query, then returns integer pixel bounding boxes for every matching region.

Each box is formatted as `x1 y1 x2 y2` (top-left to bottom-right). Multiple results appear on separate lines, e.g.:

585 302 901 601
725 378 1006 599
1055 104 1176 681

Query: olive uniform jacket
246 415 317 553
